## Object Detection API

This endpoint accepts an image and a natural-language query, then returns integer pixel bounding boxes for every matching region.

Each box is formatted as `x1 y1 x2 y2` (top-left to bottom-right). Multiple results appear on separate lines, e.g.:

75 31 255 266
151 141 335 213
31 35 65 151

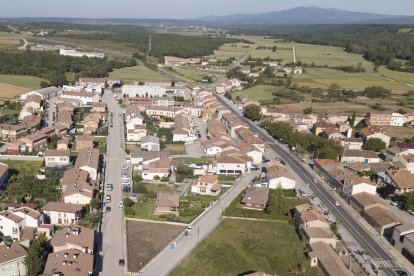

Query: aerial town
0 2 414 276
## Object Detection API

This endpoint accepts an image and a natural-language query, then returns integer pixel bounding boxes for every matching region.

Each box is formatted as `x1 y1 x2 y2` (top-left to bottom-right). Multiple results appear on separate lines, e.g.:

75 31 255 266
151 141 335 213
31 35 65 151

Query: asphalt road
99 90 128 276
138 173 258 276
214 93 404 276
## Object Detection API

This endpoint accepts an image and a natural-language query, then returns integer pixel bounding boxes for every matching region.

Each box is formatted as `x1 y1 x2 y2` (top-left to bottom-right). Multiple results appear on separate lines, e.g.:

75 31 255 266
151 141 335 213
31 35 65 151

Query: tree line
0 51 136 86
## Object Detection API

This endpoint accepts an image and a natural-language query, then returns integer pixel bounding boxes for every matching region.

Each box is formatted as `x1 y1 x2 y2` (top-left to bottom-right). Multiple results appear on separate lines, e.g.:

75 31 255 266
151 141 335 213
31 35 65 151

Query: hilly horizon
196 6 414 25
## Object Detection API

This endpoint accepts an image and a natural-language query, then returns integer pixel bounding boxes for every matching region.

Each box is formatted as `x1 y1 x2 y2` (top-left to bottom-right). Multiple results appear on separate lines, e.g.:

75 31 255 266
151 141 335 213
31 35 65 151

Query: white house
391 113 407 126
13 207 44 228
122 85 166 98
126 114 144 129
360 127 391 148
142 156 171 180
127 127 147 142
341 138 364 150
215 155 252 175
0 211 24 240
201 138 235 155
236 144 263 164
61 91 100 105
341 150 380 164
0 243 27 276
265 162 296 189
343 175 377 198
191 175 221 196
44 149 71 167
394 154 414 173
42 202 84 226
141 136 160 152
75 148 100 180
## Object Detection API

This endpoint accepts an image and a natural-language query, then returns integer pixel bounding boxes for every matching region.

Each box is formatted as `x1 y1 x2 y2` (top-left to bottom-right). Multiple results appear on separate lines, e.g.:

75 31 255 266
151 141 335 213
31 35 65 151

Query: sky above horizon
1 0 414 18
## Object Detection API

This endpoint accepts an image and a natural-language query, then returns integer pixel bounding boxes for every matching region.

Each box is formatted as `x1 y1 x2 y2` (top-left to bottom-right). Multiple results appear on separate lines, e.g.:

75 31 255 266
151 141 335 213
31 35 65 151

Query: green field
0 74 45 90
1 160 43 178
231 85 278 101
172 219 318 276
293 68 412 93
0 32 27 49
208 42 253 60
109 65 170 83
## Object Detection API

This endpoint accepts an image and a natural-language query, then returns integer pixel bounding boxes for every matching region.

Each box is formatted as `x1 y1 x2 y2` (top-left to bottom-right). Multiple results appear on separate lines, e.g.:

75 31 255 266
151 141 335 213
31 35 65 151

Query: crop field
0 83 31 99
208 42 253 60
109 65 170 83
172 219 318 276
292 68 412 93
0 74 45 90
0 32 26 49
171 66 221 83
231 85 278 101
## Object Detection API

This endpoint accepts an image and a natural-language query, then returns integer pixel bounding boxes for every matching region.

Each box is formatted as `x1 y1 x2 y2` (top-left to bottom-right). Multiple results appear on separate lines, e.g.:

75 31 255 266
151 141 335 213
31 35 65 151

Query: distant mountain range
196 6 414 25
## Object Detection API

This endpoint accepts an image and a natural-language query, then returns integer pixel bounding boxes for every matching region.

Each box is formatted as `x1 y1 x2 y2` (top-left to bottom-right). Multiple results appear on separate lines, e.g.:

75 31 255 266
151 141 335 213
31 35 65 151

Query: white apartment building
42 202 84 226
122 85 166 98
391 113 407 126
44 149 71 167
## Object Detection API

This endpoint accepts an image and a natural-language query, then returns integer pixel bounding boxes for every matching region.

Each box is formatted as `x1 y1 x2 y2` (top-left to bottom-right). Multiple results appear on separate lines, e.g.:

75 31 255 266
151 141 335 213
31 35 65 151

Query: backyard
224 188 306 221
172 219 318 276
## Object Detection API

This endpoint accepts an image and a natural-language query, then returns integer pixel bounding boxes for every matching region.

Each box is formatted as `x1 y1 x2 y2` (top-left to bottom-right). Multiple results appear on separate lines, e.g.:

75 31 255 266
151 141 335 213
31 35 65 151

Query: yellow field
0 83 31 99
0 32 26 49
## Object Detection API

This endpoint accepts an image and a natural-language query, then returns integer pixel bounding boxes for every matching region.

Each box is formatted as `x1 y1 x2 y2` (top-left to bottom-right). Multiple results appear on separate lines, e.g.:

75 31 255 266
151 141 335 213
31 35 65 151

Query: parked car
106 183 113 191
119 202 124 209
106 206 111 212
118 259 125 266
106 195 111 203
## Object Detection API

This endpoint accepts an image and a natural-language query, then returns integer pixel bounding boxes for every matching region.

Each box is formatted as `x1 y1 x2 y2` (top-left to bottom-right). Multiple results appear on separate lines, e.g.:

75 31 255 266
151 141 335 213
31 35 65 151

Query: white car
186 226 193 233
119 202 124 208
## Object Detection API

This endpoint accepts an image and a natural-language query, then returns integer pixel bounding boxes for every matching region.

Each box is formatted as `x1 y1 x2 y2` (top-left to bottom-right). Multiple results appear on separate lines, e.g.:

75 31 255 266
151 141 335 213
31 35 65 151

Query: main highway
214 93 405 276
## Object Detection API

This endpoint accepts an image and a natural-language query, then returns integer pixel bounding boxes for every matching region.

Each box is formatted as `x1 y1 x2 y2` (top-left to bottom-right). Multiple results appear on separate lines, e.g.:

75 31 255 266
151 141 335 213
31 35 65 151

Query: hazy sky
1 0 414 18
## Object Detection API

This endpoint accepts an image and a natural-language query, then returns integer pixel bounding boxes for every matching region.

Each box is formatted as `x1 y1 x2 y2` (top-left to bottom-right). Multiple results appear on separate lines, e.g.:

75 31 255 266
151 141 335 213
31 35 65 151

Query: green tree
349 111 356 126
403 192 414 211
123 197 134 208
89 198 100 211
25 233 48 276
243 104 262 121
363 138 386 152
363 86 391 98
303 107 313 115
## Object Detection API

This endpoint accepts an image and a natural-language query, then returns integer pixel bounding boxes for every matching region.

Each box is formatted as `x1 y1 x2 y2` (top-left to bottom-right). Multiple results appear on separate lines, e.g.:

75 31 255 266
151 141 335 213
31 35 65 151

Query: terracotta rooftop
51 225 95 251
43 249 93 276
43 202 84 214
0 243 26 264
308 241 353 276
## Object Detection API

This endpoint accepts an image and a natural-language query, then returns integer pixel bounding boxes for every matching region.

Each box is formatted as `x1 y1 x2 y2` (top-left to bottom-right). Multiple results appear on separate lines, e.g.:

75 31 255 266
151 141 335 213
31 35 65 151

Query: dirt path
17 38 28 50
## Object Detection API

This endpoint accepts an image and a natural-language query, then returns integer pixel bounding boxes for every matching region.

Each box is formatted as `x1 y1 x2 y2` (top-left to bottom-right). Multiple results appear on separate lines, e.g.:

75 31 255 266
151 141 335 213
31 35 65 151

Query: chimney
5 244 11 250
64 253 69 258
62 260 67 266
73 254 78 259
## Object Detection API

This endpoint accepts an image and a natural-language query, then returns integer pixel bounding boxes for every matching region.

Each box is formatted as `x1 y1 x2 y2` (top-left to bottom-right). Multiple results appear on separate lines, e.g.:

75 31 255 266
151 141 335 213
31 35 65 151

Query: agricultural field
169 66 222 83
292 67 412 93
231 85 279 101
126 220 185 272
172 219 318 276
0 74 44 89
381 126 414 140
208 42 253 60
0 83 31 99
109 65 170 83
0 32 26 49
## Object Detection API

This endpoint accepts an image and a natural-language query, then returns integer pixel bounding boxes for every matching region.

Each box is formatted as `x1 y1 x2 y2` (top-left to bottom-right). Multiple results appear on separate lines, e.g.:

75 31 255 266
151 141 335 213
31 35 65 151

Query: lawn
172 219 318 276
126 220 185 272
1 160 43 179
224 188 306 221
172 157 214 166
109 65 170 84
0 74 45 92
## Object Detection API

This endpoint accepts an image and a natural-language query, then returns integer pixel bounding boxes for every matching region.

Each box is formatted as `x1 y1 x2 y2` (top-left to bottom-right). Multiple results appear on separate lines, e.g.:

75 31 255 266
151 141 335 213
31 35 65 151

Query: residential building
83 113 101 134
126 113 144 130
51 225 95 254
343 175 377 198
142 156 171 180
341 138 364 150
378 169 414 195
0 211 24 240
61 169 95 205
44 149 71 167
18 132 48 153
191 175 221 196
42 202 84 226
57 137 70 150
75 147 100 180
127 126 147 142
394 154 414 173
19 86 60 101
362 206 400 236
312 121 336 136
215 155 252 175
75 134 94 151
360 126 391 148
122 85 166 98
43 248 93 276
294 204 330 237
0 243 27 276
302 227 337 249
321 128 345 140
391 113 407 126
13 207 44 228
265 161 296 189
308 241 353 276
145 106 177 119
78 77 107 88
151 97 174 107
141 136 160 152
61 91 100 105
155 193 180 215
391 223 414 265
341 150 380 164
366 112 392 126
350 192 386 214
91 101 107 113
201 138 235 155
240 187 269 211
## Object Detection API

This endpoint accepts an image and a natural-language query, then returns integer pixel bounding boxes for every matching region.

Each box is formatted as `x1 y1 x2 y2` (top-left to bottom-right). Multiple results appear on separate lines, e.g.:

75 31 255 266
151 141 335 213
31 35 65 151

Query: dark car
106 206 111 212
119 259 125 266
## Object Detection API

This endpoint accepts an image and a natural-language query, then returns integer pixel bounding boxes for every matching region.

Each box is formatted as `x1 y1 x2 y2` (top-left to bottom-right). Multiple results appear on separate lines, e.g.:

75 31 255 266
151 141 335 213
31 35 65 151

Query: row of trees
0 51 136 86
261 120 344 159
